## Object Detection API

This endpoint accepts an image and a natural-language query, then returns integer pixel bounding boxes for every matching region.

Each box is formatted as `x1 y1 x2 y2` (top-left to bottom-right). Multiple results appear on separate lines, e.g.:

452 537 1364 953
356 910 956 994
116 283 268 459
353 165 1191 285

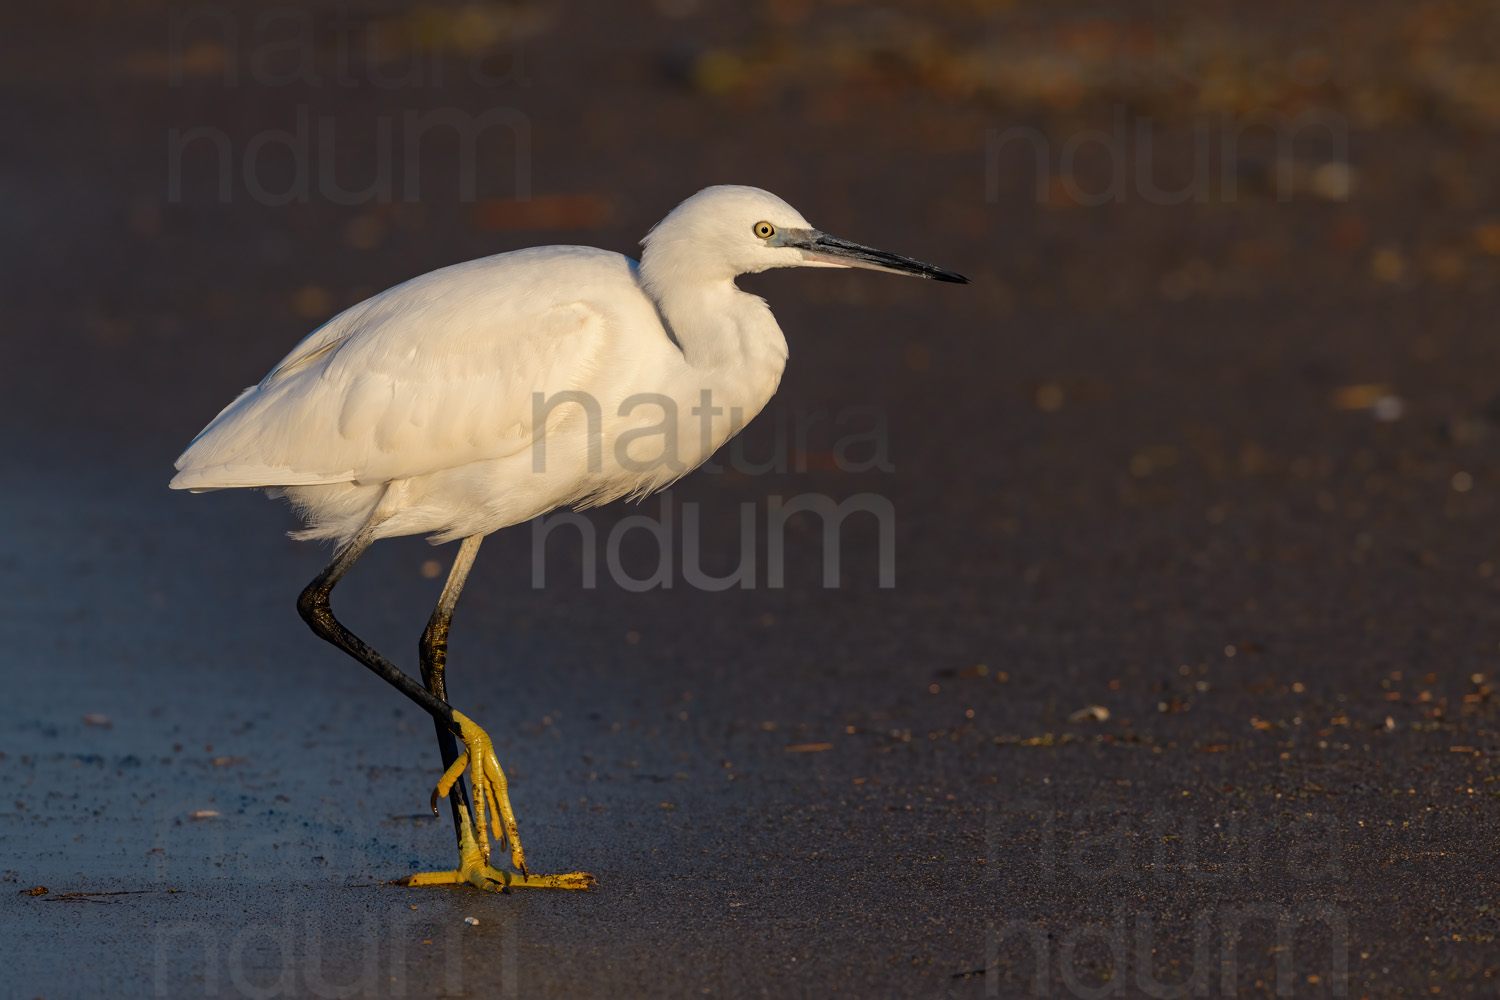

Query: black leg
419 535 484 846
296 526 593 890
296 528 463 736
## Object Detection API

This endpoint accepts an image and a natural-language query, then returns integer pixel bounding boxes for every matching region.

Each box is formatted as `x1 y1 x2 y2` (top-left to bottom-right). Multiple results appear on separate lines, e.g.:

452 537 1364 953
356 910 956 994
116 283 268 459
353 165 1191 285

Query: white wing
170 246 648 491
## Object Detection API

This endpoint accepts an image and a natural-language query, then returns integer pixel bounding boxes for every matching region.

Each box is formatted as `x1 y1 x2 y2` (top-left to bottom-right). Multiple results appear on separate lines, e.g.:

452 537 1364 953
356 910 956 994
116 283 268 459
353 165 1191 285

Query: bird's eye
753 221 776 239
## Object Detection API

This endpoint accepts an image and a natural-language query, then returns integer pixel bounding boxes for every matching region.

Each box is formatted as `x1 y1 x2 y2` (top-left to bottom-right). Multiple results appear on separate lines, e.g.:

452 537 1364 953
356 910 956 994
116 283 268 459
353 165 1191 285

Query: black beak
778 229 969 283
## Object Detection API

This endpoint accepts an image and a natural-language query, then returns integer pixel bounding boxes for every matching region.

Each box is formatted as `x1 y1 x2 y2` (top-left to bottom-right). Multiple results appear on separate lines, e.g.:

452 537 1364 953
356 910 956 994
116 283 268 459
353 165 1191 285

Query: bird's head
638 185 967 298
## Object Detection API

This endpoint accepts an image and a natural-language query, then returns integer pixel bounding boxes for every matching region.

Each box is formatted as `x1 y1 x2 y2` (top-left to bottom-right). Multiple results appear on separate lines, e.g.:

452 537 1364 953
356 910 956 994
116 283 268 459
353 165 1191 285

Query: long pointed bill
775 229 969 283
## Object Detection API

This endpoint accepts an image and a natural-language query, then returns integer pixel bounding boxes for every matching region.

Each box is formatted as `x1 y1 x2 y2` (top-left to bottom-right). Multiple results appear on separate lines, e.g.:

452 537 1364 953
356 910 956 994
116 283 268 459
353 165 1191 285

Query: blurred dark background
3 1 1500 997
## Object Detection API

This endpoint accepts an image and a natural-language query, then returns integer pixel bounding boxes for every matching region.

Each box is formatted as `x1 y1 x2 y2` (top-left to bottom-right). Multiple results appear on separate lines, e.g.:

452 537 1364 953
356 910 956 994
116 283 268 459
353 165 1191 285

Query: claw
421 711 579 887
400 796 595 891
403 711 592 892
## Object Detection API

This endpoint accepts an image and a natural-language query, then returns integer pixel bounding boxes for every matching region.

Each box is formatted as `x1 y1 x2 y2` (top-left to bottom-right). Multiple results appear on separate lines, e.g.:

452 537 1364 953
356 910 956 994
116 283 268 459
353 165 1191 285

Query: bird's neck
650 276 789 396
623 264 790 477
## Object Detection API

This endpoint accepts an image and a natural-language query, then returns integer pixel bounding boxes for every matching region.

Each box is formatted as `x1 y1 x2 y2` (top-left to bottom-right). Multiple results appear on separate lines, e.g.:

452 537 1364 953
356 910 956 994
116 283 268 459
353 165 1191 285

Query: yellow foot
396 867 596 891
393 710 595 892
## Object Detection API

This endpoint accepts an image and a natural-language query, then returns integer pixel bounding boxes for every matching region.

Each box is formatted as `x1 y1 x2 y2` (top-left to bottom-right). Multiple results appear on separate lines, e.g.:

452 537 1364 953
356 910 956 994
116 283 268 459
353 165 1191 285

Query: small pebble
464 916 479 926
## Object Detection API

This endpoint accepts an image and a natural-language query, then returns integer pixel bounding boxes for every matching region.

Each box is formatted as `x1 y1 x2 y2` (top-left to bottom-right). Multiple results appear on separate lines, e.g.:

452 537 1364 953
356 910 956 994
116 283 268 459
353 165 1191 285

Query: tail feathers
168 464 353 492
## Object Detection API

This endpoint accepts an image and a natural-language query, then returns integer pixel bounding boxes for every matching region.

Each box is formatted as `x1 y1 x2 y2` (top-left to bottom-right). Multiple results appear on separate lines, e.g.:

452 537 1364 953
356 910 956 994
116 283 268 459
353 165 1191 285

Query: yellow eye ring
753 221 775 239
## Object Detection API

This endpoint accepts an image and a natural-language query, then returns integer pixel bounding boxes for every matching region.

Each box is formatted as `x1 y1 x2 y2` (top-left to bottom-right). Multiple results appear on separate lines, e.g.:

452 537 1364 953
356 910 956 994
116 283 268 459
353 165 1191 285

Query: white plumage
172 185 964 543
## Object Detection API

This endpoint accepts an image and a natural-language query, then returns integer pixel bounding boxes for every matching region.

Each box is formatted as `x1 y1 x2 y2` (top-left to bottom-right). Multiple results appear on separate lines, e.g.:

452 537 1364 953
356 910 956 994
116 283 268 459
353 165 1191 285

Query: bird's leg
414 536 545 878
296 527 458 727
297 527 593 892
407 535 560 883
417 535 481 851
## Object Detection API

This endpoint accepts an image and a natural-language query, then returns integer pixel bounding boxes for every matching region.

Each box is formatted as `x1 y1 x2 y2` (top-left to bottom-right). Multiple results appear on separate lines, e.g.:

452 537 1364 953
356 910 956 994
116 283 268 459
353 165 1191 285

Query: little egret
171 185 967 892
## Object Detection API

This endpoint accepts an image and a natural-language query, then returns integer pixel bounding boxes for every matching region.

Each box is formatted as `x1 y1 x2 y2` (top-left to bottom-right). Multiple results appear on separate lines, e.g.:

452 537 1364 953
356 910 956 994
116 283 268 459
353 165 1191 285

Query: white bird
171 185 966 892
